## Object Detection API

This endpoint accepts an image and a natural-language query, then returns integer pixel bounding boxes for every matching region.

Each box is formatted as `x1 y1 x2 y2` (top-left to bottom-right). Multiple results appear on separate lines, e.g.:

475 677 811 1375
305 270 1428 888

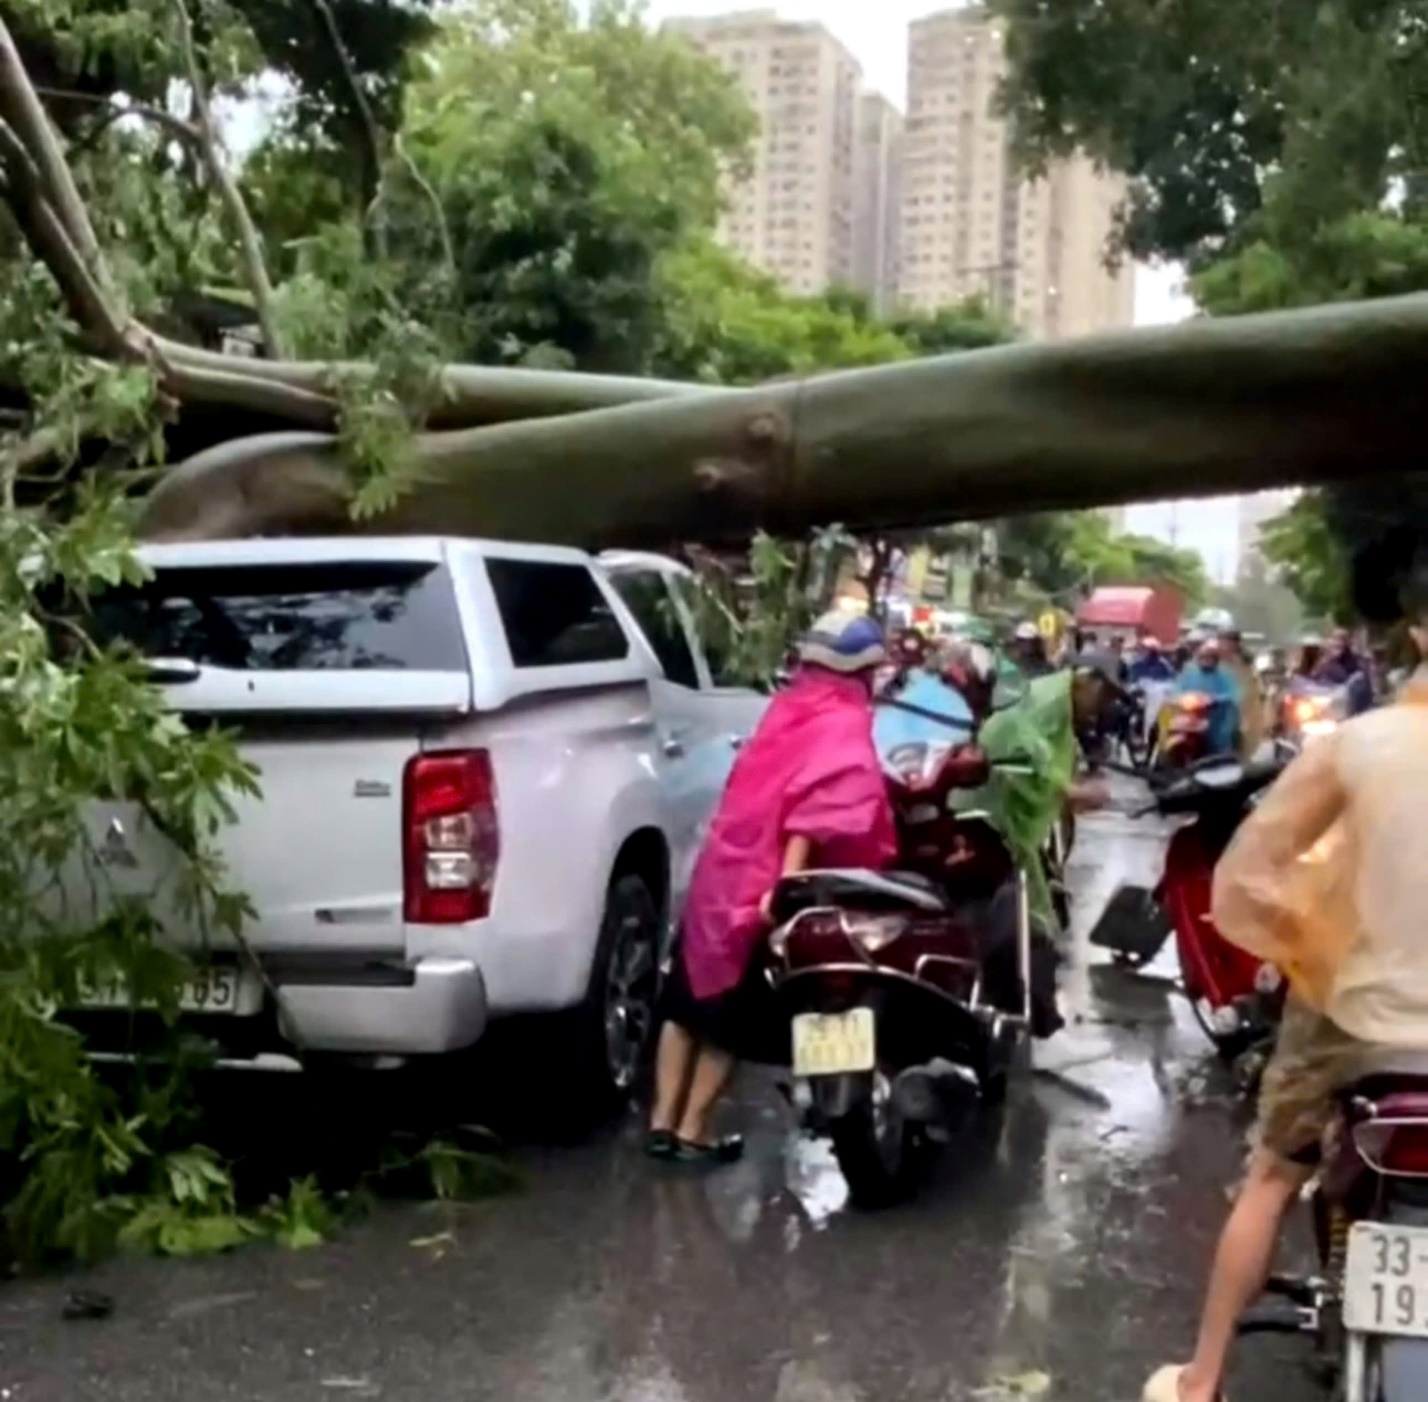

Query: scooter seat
1344 1049 1428 1110
773 869 949 918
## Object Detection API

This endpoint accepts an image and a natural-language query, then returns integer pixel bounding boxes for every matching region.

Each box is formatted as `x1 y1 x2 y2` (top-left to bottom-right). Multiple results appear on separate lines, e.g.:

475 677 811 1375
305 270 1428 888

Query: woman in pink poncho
647 612 897 1165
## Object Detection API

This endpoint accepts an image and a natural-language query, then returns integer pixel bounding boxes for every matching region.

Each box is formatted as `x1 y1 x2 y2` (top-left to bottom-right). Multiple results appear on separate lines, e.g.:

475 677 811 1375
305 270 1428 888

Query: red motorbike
1149 690 1230 770
767 724 1051 1207
1242 1059 1428 1400
1091 755 1286 1078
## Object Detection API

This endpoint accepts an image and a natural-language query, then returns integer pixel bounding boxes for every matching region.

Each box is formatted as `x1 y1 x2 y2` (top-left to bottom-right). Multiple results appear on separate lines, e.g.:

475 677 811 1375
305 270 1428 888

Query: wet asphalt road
0 800 1316 1402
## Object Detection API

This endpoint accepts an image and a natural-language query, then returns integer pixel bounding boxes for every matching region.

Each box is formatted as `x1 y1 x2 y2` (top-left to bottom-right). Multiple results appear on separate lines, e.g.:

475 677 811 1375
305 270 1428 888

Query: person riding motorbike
647 612 896 1165
1313 627 1374 715
1009 621 1054 679
1173 637 1242 757
1129 635 1177 685
1292 635 1324 681
1219 628 1266 759
1144 549 1428 1402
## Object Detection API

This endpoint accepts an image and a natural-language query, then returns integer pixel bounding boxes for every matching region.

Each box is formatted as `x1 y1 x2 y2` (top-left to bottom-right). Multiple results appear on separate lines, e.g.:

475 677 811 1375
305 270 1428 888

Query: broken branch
0 17 108 279
168 0 287 359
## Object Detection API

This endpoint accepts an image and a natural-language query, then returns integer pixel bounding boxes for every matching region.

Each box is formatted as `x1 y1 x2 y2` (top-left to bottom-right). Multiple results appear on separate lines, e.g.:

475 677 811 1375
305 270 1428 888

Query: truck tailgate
59 555 473 961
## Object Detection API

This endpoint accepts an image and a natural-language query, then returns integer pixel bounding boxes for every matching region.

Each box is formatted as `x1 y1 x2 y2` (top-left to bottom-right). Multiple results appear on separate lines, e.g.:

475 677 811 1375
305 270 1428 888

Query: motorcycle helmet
798 611 886 674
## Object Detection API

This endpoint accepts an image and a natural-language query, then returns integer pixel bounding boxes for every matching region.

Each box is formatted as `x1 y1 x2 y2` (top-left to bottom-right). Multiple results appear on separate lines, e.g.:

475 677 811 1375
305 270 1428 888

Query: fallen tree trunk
140 291 1428 546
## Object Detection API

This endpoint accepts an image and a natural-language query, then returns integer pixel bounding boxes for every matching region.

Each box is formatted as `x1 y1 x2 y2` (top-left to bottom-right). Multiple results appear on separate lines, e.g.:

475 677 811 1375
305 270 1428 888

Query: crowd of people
641 563 1428 1402
1011 621 1385 764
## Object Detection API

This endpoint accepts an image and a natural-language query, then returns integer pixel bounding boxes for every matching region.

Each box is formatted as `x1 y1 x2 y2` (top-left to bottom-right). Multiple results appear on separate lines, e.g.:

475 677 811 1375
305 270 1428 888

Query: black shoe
644 1129 678 1160
674 1135 744 1165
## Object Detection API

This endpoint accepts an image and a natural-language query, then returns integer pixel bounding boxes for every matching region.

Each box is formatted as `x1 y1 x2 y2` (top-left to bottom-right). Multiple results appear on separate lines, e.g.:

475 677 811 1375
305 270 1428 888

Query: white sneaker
1141 1365 1225 1402
1142 1367 1183 1402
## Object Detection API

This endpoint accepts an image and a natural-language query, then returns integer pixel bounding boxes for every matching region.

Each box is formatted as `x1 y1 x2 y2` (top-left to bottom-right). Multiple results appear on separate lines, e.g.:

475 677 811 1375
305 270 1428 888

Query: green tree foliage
651 241 917 383
247 0 1012 379
0 267 265 1264
1259 494 1354 625
994 0 1428 624
249 0 759 372
889 298 1015 355
993 0 1428 273
994 511 1208 607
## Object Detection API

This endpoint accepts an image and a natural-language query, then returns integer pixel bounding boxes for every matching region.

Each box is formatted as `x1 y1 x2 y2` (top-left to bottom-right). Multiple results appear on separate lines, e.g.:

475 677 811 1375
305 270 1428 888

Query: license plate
1344 1222 1428 1337
82 967 246 1015
792 1008 876 1078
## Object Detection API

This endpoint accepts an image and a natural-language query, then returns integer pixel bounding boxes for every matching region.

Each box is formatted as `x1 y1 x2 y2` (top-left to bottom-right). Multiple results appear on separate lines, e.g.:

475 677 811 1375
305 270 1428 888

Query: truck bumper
277 958 488 1055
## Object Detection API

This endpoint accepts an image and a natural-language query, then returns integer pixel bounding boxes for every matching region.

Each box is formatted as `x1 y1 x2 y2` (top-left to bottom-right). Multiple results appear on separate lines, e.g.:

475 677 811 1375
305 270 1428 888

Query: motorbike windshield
873 671 973 756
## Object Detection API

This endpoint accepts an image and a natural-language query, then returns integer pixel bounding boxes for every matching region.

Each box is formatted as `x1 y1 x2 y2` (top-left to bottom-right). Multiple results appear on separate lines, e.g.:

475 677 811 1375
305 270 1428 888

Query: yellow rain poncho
1212 676 1428 1043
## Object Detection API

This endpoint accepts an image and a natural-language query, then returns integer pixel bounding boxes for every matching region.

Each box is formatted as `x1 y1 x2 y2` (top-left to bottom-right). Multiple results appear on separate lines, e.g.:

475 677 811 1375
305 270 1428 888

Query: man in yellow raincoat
1146 559 1428 1402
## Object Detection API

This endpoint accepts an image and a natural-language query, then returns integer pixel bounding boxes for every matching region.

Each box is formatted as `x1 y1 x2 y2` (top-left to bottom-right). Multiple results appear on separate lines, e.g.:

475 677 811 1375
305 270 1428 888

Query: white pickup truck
65 536 766 1102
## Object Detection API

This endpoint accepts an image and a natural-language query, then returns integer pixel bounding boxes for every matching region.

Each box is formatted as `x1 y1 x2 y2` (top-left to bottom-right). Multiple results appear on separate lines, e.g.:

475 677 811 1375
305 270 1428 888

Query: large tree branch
169 0 287 359
0 121 137 357
0 17 108 279
141 343 715 426
138 292 1428 548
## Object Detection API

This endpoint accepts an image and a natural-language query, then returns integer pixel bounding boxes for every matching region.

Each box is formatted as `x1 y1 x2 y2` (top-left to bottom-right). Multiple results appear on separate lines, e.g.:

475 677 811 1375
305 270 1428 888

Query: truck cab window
610 572 700 690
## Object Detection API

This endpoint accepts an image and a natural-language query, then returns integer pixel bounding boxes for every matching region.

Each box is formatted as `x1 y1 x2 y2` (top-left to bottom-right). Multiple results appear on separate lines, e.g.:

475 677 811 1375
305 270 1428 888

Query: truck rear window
485 558 629 668
86 561 468 672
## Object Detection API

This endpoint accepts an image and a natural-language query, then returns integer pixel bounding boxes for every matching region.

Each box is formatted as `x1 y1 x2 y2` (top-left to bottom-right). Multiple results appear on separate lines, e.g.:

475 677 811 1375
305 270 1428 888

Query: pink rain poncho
680 666 897 1001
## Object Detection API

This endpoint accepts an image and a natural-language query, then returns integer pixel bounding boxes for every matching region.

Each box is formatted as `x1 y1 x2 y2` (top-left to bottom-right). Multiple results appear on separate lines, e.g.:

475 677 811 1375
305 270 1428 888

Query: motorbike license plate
81 966 248 1015
1343 1222 1428 1337
792 1008 876 1078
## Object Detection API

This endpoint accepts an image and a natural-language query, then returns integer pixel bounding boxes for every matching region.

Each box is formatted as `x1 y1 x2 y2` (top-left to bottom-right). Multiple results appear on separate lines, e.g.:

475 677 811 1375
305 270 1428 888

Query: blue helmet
798 611 887 674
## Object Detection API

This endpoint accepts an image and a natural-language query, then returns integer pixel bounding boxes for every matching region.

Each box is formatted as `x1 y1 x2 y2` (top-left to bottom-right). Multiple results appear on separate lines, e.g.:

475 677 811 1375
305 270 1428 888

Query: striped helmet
798 611 887 674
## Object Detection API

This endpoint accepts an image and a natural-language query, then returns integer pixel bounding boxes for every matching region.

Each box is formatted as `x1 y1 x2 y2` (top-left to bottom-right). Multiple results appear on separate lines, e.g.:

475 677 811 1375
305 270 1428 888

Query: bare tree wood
0 18 107 278
0 121 137 357
34 87 203 150
141 343 712 427
139 291 1428 547
168 0 287 358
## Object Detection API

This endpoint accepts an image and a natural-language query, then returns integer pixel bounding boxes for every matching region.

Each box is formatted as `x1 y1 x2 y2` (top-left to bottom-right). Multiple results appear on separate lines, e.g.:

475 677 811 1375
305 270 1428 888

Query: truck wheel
573 872 662 1112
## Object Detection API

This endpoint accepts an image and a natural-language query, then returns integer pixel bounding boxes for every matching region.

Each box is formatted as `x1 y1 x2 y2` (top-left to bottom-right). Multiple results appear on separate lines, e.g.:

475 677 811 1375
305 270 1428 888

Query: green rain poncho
951 670 1077 929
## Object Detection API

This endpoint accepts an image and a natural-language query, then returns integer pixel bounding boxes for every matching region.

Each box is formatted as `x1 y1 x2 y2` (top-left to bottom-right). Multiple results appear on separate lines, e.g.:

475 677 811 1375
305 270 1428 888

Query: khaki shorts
1254 998 1367 1164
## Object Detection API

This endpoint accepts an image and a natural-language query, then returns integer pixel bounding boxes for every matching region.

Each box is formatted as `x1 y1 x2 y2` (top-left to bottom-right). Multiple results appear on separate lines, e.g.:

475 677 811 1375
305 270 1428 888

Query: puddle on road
782 1136 849 1229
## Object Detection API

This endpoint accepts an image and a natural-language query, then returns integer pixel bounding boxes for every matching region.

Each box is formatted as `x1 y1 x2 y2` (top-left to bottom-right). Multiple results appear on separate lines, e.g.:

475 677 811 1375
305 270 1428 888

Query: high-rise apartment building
900 7 1135 339
664 11 862 296
851 93 903 312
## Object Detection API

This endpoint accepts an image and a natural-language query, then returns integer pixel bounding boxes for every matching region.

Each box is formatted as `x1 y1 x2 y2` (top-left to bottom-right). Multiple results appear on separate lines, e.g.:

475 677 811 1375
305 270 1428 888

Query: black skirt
660 943 787 1065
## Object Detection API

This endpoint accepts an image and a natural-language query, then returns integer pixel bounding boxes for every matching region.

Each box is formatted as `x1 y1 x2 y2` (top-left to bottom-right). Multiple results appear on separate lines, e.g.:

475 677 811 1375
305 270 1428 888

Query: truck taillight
403 750 499 924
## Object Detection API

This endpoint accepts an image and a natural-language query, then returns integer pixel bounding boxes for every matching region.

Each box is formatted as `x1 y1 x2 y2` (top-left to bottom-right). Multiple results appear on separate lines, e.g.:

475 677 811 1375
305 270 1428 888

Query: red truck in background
1076 585 1183 646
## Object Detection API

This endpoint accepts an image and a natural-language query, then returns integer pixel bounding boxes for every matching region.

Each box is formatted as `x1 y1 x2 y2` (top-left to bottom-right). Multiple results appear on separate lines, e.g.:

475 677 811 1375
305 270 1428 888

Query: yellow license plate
792 1008 876 1078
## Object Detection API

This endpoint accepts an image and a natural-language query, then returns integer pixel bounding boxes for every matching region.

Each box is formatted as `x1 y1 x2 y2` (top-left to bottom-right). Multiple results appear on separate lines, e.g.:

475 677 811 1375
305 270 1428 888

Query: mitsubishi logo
99 816 137 870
